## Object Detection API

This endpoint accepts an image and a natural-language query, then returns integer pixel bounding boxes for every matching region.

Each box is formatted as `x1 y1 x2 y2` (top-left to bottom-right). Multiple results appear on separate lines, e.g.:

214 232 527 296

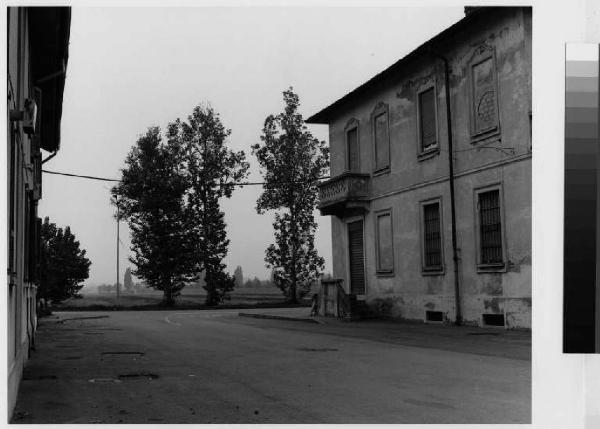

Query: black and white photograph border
1 0 600 427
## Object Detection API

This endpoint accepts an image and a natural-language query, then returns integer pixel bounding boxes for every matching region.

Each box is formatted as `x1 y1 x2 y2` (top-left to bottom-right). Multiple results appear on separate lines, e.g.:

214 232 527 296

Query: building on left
7 6 71 418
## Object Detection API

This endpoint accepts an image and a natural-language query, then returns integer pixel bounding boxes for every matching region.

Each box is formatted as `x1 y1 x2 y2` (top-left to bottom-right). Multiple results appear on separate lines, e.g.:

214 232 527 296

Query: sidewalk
238 306 320 323
236 307 531 361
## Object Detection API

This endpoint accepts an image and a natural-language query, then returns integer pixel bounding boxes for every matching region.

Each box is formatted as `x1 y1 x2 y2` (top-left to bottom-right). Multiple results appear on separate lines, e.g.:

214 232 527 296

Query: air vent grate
482 313 505 327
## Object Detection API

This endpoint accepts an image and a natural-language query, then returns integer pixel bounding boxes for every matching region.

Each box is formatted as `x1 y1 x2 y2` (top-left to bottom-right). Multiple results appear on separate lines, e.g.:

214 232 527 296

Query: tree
233 266 244 288
111 127 199 306
97 283 116 294
123 267 133 293
190 270 205 289
39 217 91 305
133 282 146 294
244 277 262 288
167 105 249 306
251 88 329 303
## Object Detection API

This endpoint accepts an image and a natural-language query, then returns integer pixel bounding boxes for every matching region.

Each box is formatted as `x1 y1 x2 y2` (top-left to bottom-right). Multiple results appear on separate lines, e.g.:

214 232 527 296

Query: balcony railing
317 172 371 216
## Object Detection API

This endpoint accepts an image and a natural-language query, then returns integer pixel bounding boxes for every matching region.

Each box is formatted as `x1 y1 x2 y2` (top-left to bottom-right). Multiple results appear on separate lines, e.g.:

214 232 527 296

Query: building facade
309 7 531 329
7 7 71 417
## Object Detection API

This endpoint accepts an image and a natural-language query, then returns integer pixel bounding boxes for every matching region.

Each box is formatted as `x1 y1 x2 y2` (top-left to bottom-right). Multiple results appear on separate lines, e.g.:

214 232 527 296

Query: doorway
348 220 366 295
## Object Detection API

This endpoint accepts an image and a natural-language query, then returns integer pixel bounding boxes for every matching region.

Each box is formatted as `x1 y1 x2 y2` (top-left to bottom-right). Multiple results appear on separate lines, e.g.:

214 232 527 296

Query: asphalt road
12 309 531 424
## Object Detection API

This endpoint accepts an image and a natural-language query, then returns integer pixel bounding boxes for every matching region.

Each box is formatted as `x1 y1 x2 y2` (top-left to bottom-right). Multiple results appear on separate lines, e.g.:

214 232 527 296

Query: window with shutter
419 87 437 152
8 130 17 275
27 195 37 282
374 113 389 171
376 211 394 274
34 217 41 283
23 190 31 281
371 102 390 172
346 127 359 171
348 220 366 295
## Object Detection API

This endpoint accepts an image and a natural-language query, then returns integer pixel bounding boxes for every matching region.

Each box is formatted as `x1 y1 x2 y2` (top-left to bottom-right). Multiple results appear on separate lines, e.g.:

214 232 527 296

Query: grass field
54 286 313 311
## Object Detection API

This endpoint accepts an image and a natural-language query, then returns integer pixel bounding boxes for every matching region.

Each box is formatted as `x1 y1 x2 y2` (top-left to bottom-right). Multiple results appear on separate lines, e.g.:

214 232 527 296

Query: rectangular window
418 87 437 152
423 202 442 270
348 220 366 295
478 189 503 265
23 191 30 282
346 127 359 171
376 211 394 273
8 131 16 274
374 112 389 171
26 194 37 282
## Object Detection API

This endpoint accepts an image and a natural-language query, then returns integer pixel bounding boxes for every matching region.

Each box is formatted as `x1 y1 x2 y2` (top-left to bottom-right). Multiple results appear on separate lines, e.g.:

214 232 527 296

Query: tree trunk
162 280 174 306
289 282 298 304
289 205 298 305
204 269 216 306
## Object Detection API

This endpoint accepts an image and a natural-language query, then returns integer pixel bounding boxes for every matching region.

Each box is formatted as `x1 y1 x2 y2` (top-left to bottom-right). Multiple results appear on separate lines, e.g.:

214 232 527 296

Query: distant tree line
232 265 331 291
96 281 146 294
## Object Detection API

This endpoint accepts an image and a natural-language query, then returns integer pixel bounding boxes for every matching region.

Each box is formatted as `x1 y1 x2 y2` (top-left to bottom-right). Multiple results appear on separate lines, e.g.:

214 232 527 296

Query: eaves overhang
306 7 520 125
28 7 71 152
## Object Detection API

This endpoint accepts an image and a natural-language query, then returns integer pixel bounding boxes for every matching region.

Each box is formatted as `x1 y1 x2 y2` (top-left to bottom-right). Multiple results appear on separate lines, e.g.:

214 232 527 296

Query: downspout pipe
429 48 462 326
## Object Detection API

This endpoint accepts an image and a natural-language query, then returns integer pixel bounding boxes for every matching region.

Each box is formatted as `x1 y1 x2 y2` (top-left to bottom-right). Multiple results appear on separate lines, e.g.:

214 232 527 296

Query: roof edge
306 6 522 124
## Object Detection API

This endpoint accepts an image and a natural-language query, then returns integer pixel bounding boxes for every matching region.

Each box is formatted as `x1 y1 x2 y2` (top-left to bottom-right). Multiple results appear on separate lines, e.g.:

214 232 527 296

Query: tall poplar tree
252 88 329 303
111 127 199 306
233 266 244 288
168 105 249 306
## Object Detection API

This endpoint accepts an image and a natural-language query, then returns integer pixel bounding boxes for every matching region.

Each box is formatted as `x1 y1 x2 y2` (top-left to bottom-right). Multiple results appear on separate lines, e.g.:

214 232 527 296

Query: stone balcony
318 172 371 216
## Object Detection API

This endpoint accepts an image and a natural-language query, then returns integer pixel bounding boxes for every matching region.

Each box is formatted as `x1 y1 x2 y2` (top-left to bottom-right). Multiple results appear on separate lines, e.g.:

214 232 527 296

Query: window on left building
375 210 394 274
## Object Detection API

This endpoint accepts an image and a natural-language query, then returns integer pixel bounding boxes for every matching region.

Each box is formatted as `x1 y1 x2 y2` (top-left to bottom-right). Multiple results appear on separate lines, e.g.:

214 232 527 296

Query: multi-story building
309 7 531 329
7 7 71 417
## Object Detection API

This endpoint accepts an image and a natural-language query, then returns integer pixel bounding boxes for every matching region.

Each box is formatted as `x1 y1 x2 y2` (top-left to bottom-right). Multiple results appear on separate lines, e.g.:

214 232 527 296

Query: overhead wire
42 169 330 186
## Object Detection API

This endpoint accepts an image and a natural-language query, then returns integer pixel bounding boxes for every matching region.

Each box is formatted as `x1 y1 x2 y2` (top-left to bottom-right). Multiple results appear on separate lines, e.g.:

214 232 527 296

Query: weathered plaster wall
7 7 42 417
328 8 531 328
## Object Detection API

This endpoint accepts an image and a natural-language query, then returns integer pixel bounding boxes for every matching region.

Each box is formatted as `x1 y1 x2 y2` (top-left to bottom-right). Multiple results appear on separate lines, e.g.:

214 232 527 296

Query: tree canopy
112 105 248 306
168 105 249 305
252 88 329 303
111 127 199 305
39 217 91 304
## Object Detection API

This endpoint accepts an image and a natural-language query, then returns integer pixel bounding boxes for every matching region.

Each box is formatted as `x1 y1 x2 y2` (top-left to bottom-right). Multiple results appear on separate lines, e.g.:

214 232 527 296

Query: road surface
12 309 530 424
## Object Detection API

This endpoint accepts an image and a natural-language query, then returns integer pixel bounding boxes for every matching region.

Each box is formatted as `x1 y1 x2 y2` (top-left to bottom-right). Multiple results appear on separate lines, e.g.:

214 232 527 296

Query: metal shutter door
348 220 365 295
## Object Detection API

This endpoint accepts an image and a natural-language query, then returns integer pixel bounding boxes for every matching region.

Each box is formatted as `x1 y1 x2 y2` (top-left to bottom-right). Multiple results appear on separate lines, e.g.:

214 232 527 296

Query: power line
42 169 119 182
42 169 330 186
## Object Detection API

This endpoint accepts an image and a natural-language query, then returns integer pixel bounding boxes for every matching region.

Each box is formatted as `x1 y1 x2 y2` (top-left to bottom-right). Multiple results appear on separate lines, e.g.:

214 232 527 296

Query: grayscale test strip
564 43 600 353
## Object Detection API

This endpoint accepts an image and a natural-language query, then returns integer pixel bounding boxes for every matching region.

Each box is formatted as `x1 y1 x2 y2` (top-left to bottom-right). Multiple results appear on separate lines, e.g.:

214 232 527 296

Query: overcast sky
39 6 464 286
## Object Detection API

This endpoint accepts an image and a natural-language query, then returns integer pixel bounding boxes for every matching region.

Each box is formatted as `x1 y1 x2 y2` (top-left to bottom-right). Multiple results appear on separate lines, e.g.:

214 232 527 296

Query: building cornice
369 152 531 202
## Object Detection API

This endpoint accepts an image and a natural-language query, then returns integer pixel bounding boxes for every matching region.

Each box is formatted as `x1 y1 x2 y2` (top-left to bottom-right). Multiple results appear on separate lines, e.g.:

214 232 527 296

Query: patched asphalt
11 308 531 424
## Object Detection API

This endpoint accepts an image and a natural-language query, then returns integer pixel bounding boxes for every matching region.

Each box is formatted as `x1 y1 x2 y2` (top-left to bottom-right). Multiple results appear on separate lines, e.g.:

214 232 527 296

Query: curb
238 312 324 324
